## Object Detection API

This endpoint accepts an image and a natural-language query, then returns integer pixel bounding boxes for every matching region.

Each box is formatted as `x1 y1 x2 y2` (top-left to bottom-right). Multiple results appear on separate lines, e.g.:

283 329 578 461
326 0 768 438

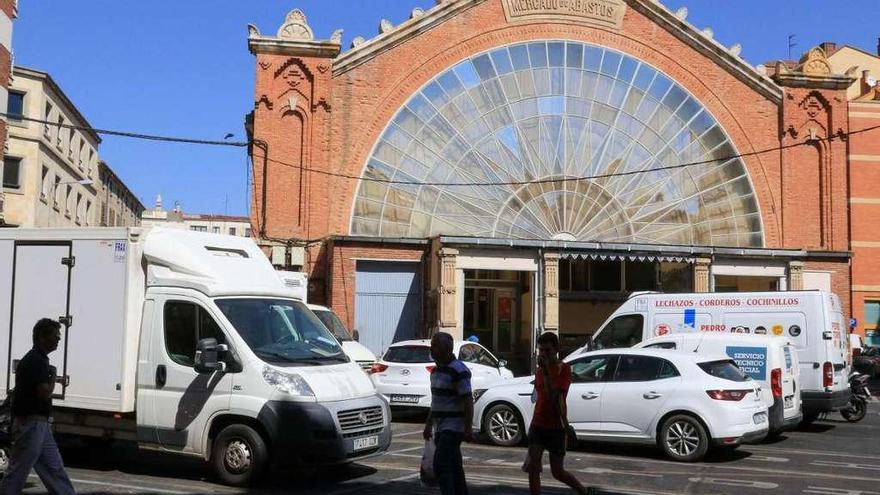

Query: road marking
467 473 677 495
736 445 880 461
689 477 778 489
811 460 880 471
580 467 663 478
324 472 421 495
804 488 880 495
30 475 193 494
387 445 425 455
393 429 427 437
747 455 790 463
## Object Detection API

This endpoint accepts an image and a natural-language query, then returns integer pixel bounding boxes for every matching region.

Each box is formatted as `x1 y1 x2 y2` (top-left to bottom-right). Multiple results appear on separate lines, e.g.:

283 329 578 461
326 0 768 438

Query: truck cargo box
1 228 145 413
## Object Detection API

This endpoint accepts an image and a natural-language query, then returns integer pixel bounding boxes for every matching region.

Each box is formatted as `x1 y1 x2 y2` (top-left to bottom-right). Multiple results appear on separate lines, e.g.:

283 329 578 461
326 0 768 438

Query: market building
247 0 880 368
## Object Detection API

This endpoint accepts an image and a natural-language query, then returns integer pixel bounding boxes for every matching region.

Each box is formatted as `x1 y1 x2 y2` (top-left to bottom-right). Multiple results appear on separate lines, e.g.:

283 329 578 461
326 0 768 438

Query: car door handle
581 392 599 400
643 392 662 399
156 365 167 389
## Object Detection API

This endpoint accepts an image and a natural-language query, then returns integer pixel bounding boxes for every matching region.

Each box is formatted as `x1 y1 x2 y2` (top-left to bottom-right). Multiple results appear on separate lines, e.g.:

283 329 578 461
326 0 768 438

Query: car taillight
370 363 388 374
706 390 750 401
771 368 782 398
426 365 436 374
823 361 833 388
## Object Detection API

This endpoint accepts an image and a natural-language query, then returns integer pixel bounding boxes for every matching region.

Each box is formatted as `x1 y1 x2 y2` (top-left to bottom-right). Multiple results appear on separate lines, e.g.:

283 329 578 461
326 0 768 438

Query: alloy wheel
666 420 700 457
224 439 253 474
489 409 520 443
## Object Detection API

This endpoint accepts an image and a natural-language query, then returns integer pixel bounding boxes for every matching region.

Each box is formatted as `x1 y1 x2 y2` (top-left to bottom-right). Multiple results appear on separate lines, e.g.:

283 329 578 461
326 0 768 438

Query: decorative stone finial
277 9 314 41
674 7 688 20
797 47 832 76
755 64 768 76
330 29 343 44
729 43 742 57
247 24 261 38
379 19 394 34
701 27 714 39
351 36 365 48
411 8 426 19
155 194 163 209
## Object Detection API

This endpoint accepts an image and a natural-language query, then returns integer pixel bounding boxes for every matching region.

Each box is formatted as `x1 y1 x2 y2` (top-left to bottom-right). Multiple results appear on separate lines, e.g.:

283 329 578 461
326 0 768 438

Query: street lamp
46 178 95 209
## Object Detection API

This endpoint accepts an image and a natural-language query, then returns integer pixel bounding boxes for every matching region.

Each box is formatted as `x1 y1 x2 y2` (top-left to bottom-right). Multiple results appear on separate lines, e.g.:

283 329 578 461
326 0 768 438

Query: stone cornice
627 0 783 104
333 0 488 76
248 38 341 58
773 72 856 91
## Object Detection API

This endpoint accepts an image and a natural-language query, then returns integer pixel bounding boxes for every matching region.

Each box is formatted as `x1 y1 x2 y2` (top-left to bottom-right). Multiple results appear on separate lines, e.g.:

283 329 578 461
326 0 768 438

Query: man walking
423 332 472 495
1 318 76 495
524 332 592 495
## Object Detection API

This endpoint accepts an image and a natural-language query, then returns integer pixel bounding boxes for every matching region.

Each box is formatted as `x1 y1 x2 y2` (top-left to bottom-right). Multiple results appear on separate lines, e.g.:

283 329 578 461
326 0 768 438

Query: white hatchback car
473 348 769 462
370 340 515 408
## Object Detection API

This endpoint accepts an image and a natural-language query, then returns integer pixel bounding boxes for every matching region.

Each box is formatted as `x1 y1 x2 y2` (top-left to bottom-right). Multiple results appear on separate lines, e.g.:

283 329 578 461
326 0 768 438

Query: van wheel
484 404 524 447
659 415 709 462
211 425 269 487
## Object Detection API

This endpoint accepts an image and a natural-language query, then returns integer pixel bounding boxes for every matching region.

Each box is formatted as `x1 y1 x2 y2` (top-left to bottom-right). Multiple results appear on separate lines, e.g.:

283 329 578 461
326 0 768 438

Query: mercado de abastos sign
501 0 627 29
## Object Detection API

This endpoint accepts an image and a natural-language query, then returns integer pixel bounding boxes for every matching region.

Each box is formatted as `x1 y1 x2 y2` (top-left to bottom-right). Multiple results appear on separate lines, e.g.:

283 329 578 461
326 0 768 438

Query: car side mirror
353 330 360 342
585 337 595 352
498 359 508 369
194 338 228 374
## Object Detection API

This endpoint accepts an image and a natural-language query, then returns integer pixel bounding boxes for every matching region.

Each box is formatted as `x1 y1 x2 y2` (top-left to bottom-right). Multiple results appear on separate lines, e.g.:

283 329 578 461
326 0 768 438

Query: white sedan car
473 348 769 462
370 340 515 408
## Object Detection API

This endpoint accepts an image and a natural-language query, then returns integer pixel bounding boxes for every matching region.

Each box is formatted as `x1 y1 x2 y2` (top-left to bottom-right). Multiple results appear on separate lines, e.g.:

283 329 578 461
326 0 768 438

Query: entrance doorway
463 270 532 375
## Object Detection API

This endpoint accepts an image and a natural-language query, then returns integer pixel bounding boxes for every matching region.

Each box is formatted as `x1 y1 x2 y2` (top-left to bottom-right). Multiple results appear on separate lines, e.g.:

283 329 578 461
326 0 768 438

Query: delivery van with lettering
635 333 802 436
587 291 849 424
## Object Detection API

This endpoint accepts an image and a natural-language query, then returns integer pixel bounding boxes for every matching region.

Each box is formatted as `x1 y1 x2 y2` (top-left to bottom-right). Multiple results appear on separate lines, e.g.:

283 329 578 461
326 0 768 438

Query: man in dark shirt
0 318 76 494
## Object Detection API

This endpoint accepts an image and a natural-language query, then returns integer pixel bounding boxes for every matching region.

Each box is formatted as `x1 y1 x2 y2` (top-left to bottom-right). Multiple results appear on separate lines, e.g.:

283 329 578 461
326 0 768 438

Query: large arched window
351 41 763 247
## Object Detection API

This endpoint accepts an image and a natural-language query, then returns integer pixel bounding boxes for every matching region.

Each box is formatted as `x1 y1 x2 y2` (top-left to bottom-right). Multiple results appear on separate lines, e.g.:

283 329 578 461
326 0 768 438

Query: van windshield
216 298 348 365
313 310 353 342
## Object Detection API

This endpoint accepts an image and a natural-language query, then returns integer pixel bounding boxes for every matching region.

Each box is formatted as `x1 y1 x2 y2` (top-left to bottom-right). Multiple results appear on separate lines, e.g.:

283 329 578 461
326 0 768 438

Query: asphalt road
17 395 880 495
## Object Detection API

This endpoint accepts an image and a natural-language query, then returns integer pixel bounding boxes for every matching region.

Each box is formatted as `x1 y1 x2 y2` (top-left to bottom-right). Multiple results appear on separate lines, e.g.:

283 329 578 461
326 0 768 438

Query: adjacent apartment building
0 0 17 219
1 66 143 227
141 195 252 237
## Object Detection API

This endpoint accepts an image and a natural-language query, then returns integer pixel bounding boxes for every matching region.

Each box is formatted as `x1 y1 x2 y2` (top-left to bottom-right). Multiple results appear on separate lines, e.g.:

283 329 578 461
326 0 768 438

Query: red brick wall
252 1 789 247
848 101 880 337
325 241 427 332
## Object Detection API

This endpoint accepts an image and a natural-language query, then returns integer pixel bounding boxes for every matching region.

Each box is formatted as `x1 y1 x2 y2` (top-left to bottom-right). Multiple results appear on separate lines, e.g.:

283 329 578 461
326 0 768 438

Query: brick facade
248 1 862 335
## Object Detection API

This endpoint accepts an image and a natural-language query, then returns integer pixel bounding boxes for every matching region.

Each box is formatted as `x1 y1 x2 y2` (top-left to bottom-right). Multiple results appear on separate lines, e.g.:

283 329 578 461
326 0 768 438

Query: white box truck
586 291 851 424
0 228 391 485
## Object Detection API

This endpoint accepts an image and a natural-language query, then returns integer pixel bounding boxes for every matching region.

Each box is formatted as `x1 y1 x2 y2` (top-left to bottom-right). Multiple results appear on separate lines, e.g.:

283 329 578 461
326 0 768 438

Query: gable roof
330 0 783 103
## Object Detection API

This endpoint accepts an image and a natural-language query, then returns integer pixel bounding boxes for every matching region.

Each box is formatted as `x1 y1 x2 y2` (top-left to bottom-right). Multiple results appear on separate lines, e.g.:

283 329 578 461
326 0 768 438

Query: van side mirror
585 337 595 352
353 330 360 342
195 338 228 374
498 359 508 369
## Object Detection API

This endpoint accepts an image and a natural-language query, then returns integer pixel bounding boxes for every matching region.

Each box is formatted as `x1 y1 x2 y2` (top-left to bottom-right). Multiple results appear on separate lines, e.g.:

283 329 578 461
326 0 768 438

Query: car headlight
262 366 314 397
472 389 488 402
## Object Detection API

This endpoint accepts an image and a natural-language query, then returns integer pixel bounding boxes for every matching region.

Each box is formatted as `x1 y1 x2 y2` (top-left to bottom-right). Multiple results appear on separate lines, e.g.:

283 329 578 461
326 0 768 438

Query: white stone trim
711 260 787 277
0 12 11 52
850 112 880 120
456 248 538 271
0 86 7 117
850 154 880 162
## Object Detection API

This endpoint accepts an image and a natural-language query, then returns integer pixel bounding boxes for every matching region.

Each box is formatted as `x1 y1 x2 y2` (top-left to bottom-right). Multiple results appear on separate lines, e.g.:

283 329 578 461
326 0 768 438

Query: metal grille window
352 41 763 247
3 157 21 189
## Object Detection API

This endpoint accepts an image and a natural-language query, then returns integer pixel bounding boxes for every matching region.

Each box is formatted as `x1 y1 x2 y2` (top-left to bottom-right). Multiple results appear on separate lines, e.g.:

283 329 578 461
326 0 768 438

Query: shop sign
502 0 627 30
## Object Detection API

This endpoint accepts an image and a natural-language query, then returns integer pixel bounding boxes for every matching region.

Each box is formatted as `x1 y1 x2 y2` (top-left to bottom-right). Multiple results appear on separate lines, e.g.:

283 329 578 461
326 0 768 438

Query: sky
12 1 880 216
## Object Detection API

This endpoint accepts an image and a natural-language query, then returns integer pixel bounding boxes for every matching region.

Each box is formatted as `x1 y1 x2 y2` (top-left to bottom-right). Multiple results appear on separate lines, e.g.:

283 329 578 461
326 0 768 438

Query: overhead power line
257 123 880 187
6 111 880 188
1 113 249 147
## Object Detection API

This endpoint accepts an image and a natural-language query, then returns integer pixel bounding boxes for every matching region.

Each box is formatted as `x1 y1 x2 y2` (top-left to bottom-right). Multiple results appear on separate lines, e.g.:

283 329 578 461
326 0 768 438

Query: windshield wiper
293 354 349 364
254 350 298 362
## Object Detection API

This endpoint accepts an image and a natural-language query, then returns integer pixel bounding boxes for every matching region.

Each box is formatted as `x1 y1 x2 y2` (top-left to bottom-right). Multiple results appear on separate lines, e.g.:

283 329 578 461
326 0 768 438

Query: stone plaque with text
502 0 627 30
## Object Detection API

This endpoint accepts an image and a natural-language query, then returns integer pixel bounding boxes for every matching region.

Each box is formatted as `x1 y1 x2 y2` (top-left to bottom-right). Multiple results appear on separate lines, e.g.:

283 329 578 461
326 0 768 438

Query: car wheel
484 403 524 447
659 415 709 462
211 424 269 487
0 445 9 477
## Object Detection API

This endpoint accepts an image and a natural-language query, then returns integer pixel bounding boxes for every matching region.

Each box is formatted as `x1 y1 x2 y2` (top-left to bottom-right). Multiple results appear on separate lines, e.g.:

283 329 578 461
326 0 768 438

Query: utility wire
256 123 880 187
1 113 249 147
7 111 880 188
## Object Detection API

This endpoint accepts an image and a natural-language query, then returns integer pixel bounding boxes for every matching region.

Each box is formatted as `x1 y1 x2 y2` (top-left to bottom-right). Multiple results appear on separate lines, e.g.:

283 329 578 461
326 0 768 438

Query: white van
0 228 391 485
309 304 377 371
588 291 850 424
636 333 802 435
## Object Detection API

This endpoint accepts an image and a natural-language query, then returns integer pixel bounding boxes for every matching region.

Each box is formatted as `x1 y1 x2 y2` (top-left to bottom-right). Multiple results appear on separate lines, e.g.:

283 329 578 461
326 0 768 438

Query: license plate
353 435 379 451
753 412 767 424
391 394 420 404
784 396 794 409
